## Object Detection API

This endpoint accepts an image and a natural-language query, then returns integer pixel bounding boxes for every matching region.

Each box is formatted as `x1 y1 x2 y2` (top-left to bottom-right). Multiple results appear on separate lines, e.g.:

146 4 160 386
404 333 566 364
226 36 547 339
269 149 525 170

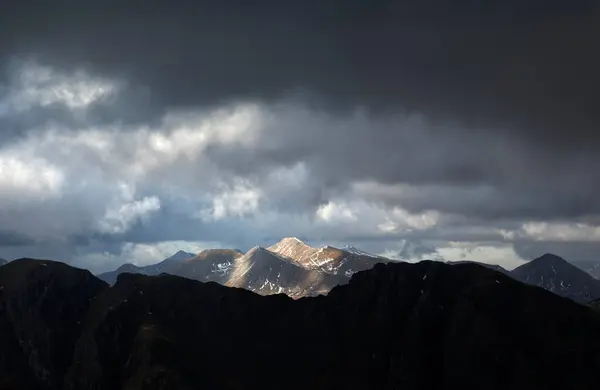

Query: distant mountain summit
511 253 600 303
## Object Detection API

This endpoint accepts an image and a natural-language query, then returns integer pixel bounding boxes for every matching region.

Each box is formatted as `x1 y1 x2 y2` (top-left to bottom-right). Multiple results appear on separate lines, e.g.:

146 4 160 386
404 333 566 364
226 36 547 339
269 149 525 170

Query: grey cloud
202 104 600 221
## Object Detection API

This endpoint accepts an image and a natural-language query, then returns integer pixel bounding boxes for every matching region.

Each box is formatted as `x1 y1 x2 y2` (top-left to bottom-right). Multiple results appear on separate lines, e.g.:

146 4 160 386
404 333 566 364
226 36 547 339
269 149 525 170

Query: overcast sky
1 1 599 272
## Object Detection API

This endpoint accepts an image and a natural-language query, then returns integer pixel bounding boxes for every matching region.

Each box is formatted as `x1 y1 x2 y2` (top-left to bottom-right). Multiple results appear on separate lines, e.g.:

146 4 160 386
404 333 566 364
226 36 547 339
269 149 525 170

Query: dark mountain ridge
1 258 600 389
447 260 509 274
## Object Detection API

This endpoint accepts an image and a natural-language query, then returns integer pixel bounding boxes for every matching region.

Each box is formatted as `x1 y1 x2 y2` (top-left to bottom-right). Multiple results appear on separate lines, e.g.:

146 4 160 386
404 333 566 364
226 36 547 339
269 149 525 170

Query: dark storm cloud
2 0 598 138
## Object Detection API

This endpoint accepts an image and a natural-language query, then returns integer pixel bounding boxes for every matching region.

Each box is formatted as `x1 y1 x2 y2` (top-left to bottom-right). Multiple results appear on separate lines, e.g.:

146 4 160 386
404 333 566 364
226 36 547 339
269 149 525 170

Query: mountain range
0 257 599 389
95 238 600 304
3 239 600 303
98 237 389 298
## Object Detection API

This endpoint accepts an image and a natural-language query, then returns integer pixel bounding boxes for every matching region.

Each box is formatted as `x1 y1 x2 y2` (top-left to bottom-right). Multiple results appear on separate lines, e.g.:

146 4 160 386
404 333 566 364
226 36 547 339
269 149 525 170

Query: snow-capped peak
276 237 308 246
268 237 315 258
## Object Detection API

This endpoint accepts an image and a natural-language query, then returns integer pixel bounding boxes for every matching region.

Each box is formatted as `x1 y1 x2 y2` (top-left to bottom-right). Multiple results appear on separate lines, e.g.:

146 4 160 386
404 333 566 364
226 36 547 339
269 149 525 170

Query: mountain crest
534 253 569 264
279 236 307 245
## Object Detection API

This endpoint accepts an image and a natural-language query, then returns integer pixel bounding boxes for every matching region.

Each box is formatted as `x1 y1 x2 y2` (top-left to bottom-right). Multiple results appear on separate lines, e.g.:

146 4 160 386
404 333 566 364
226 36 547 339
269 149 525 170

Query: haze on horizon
1 1 599 273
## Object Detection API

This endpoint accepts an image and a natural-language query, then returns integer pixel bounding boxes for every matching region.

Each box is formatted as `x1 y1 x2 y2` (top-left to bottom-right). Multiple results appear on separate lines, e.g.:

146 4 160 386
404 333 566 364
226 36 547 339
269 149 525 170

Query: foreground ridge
1 259 600 389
